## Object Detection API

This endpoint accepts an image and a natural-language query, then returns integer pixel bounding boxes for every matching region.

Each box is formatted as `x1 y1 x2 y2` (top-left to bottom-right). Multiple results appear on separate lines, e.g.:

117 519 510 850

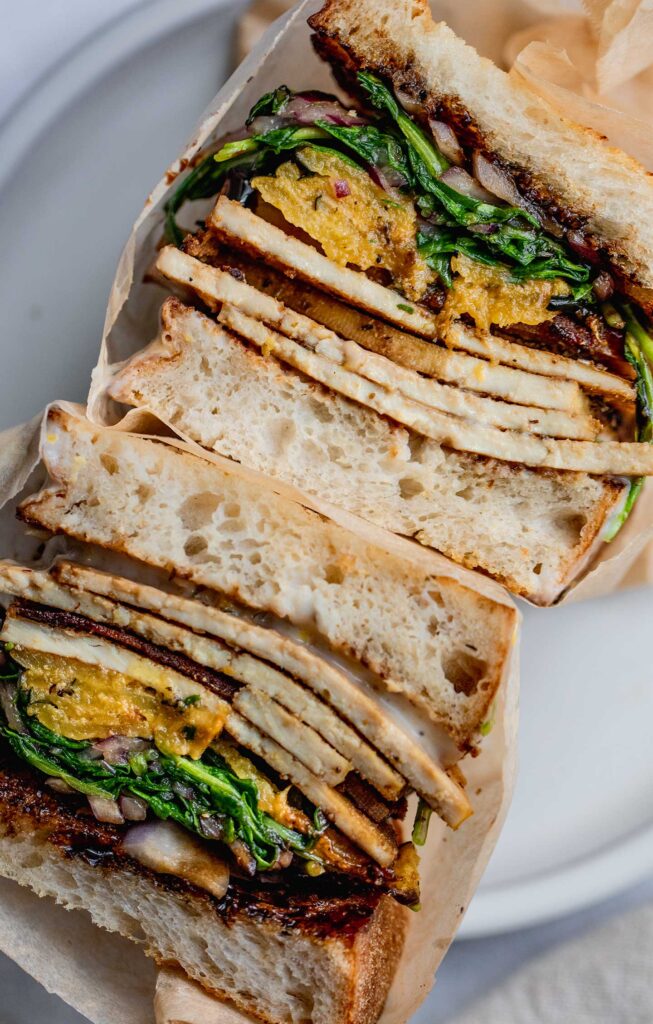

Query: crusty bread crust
309 0 653 293
0 760 405 1024
19 406 516 741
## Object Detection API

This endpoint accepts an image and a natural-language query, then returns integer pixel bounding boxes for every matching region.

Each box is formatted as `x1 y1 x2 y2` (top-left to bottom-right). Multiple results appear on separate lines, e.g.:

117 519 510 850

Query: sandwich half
108 0 653 603
0 406 516 1024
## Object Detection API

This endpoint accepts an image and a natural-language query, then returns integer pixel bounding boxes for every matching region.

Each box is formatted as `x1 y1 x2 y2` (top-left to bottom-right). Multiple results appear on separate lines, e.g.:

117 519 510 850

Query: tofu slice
208 196 437 336
220 305 653 475
225 711 398 867
155 246 598 440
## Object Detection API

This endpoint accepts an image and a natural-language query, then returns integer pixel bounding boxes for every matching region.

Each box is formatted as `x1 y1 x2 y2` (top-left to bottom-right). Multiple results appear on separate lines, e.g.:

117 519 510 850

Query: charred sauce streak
11 599 239 701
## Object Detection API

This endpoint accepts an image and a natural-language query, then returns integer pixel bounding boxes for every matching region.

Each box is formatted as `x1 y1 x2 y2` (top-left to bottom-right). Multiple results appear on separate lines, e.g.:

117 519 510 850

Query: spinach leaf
215 125 329 163
411 798 432 846
316 122 413 187
603 303 653 541
357 71 449 178
0 683 323 871
163 149 268 246
246 85 292 126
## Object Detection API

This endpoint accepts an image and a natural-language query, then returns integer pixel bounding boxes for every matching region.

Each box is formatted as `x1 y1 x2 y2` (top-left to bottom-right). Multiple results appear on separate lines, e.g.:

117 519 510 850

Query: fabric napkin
451 902 653 1024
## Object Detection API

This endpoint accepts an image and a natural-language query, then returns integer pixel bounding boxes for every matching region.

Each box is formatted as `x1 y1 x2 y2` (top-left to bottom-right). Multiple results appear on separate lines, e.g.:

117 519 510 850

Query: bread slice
18 407 516 743
0 758 405 1024
308 0 653 297
107 299 623 603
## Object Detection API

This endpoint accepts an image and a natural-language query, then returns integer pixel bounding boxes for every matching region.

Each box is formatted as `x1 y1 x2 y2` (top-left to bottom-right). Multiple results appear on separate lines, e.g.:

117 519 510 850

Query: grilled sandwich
107 0 653 603
0 406 516 1024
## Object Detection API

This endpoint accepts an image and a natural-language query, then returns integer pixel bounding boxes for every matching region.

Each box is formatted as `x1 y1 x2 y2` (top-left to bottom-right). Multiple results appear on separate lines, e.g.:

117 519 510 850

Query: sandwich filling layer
0 564 477 907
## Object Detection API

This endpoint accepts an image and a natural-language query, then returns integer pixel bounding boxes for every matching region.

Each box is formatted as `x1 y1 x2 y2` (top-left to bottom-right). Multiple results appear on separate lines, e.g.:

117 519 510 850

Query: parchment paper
87 0 653 607
0 401 519 1024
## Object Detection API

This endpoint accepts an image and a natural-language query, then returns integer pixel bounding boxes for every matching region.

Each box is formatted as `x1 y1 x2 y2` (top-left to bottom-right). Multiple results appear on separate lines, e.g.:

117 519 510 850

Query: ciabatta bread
109 299 623 604
0 759 404 1024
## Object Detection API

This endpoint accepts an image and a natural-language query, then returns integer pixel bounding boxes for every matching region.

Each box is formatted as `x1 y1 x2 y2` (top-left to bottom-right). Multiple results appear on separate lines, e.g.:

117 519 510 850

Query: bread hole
455 485 474 501
309 398 334 423
399 476 424 499
269 417 296 452
556 512 587 541
532 562 543 576
428 590 445 608
200 355 211 375
221 518 245 534
184 534 208 558
325 563 345 584
179 491 222 530
407 432 426 462
20 851 44 869
327 443 346 463
427 617 440 636
115 913 147 942
224 502 241 518
442 651 488 696
249 552 262 565
136 483 154 502
100 453 119 475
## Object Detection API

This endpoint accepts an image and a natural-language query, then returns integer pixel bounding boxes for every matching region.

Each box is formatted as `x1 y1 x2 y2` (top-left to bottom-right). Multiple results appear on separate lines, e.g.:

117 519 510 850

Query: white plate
0 0 652 960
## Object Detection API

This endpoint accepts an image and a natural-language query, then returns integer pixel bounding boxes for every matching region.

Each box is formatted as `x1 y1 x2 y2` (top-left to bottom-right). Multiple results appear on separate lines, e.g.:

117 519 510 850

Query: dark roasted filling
0 749 386 939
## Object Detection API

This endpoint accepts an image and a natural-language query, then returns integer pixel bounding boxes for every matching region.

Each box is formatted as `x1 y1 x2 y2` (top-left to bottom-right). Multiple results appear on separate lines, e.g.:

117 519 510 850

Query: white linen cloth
451 902 653 1024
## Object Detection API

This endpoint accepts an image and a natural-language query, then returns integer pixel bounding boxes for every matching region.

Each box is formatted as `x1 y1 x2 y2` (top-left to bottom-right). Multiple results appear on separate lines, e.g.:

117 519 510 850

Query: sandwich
0 406 516 1024
106 0 653 604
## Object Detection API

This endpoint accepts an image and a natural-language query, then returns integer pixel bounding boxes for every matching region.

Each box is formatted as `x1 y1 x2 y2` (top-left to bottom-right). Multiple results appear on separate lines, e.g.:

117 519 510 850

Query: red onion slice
88 795 125 825
333 178 351 198
285 96 367 127
46 777 77 795
428 119 464 166
120 795 148 821
91 736 149 766
472 152 524 206
367 163 408 193
395 86 422 118
592 271 614 302
0 684 25 734
566 230 599 264
440 166 497 203
122 821 230 899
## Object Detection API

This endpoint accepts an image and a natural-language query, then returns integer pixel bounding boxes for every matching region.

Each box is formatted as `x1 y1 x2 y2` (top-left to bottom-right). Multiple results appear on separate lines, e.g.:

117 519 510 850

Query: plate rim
0 0 237 194
1 0 652 943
